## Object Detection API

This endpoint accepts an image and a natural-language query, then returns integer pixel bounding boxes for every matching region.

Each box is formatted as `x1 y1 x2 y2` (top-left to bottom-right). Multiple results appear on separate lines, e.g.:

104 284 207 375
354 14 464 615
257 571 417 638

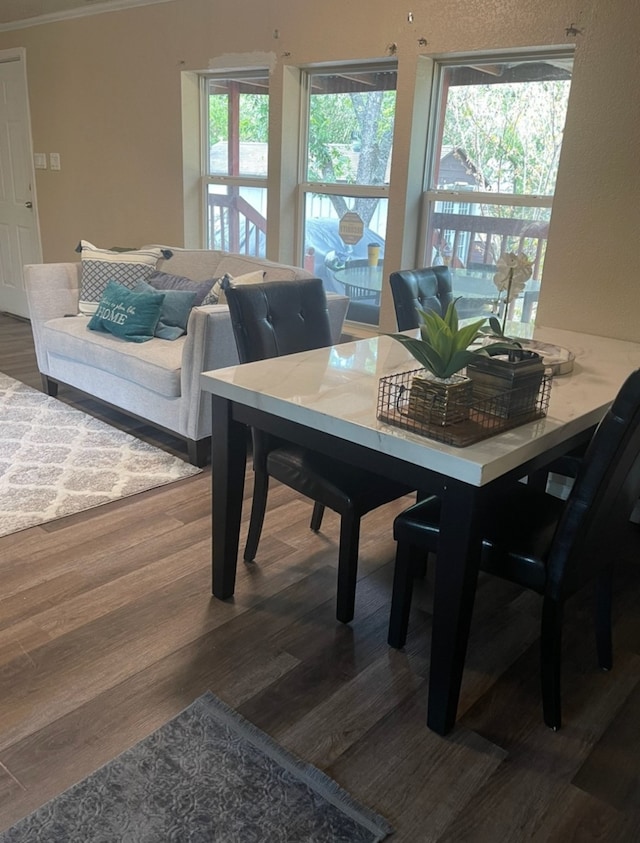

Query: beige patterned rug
0 373 201 538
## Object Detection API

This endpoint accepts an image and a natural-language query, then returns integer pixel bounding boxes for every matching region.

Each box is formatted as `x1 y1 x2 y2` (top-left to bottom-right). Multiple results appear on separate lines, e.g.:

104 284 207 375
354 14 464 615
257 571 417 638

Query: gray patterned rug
0 692 392 842
0 373 200 538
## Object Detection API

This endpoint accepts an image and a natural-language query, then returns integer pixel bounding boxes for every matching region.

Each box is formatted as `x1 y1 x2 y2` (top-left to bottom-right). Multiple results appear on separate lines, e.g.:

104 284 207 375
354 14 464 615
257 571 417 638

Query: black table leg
211 395 247 599
427 484 483 735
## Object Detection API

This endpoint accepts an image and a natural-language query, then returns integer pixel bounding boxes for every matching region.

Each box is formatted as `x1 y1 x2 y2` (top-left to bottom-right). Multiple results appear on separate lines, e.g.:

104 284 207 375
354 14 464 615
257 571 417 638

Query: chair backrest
548 369 640 599
225 277 333 363
389 266 454 330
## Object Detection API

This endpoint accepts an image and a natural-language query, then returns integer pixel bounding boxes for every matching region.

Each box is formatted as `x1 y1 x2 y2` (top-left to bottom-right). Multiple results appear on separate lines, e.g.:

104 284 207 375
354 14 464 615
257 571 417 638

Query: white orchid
486 251 534 337
493 252 533 302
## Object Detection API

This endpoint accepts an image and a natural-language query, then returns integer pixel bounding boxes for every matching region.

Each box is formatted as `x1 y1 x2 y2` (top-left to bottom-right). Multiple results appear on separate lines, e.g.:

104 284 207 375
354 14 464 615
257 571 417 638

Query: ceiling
0 0 172 29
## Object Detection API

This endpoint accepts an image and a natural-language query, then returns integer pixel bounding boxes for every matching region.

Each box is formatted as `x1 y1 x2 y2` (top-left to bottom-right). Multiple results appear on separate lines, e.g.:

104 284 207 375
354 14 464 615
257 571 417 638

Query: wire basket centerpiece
384 297 552 446
377 366 551 447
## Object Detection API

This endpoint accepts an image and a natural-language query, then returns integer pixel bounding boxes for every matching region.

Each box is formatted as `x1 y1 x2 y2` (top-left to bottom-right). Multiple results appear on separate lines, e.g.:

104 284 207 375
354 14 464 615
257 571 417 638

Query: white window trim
419 50 573 269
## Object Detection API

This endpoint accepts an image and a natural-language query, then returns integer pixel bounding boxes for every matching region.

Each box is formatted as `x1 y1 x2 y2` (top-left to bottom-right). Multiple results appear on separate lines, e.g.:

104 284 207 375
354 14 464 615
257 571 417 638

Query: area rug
0 691 393 842
0 373 200 538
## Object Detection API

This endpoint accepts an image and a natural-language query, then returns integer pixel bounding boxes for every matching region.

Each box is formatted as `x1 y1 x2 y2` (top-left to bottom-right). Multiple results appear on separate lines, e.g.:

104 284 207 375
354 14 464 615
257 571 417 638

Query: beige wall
0 0 637 340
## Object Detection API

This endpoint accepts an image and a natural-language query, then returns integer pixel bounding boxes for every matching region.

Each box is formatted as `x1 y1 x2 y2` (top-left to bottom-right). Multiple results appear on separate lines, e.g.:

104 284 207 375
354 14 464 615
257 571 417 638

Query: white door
0 49 41 318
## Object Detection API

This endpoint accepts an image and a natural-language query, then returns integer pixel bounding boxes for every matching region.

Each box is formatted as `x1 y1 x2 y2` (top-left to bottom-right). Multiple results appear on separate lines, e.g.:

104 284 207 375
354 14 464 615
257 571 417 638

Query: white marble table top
200 327 640 487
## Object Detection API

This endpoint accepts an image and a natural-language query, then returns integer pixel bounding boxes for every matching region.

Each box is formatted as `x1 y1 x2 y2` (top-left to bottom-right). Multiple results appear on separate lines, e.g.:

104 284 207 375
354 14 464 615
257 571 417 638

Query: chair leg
335 511 361 624
388 542 421 649
595 566 613 671
540 597 564 730
244 470 270 562
310 502 325 532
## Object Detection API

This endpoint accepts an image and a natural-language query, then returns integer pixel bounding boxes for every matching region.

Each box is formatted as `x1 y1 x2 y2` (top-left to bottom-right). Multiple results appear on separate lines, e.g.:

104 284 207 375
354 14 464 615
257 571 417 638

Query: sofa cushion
148 246 312 285
78 241 167 315
147 270 216 306
215 256 300 282
152 248 226 282
44 316 184 398
88 281 165 343
135 279 196 340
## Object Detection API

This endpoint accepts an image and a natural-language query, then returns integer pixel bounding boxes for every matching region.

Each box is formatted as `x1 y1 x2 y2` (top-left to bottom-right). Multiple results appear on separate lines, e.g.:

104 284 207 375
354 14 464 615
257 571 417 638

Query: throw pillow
200 273 231 306
146 270 216 307
135 278 196 340
87 280 165 343
201 269 266 306
77 241 170 316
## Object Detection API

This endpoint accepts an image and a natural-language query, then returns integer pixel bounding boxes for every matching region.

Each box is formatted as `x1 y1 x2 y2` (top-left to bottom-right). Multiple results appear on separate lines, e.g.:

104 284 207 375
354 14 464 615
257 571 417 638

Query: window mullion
426 190 553 210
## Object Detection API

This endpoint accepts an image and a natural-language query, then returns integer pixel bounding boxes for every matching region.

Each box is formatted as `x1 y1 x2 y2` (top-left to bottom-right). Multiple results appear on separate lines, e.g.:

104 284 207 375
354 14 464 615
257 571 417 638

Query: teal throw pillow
135 278 196 340
87 280 165 343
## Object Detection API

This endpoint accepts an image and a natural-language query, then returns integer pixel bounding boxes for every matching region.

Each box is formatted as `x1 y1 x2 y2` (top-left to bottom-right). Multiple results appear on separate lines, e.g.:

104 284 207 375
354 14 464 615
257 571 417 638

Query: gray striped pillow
78 241 166 315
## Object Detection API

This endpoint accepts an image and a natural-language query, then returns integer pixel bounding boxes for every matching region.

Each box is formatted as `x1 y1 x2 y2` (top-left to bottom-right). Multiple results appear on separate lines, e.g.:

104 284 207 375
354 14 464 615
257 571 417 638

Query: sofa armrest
24 262 82 376
178 292 350 441
179 305 240 440
24 263 81 320
325 292 349 344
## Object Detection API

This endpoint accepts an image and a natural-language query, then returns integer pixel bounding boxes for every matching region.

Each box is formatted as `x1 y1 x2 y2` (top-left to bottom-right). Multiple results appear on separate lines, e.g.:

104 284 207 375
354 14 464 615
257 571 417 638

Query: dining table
200 326 640 735
333 265 383 303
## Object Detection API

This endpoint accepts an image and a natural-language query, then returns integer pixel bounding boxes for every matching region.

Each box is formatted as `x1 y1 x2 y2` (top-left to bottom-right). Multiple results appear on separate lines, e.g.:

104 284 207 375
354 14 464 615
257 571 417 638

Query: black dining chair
225 277 414 623
389 265 454 330
387 368 640 729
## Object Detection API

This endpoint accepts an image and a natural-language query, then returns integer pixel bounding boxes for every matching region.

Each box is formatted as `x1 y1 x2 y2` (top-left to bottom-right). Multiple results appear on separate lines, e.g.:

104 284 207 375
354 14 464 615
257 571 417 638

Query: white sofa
24 248 349 465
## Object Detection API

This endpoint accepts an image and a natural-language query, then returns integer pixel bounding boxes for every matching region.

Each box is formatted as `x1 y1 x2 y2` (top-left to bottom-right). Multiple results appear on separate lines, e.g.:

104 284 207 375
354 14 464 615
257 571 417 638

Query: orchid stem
501 268 513 336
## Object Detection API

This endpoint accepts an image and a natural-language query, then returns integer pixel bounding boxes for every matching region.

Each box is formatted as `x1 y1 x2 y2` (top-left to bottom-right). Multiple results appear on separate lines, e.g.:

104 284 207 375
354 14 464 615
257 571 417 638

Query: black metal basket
377 367 552 447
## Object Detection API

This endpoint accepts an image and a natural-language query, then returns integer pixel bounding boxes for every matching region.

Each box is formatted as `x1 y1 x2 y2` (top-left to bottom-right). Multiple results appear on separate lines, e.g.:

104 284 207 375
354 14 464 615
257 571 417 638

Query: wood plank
572 679 640 812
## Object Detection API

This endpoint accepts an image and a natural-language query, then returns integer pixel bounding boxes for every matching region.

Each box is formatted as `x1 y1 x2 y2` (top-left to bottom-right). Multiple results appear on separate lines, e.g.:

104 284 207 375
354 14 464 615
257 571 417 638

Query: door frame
0 46 43 311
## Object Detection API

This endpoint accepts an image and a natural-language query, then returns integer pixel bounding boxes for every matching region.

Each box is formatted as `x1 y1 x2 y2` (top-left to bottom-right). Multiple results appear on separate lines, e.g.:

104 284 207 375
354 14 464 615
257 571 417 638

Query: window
300 65 397 326
204 72 269 256
423 54 573 327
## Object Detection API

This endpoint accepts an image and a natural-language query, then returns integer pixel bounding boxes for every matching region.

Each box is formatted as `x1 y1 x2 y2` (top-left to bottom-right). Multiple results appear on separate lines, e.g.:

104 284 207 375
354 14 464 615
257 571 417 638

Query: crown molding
0 0 175 32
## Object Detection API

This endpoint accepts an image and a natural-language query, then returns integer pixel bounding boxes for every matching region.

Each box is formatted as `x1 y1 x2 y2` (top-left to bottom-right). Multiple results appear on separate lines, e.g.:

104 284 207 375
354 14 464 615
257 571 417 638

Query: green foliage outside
209 93 269 145
442 80 570 197
207 69 570 228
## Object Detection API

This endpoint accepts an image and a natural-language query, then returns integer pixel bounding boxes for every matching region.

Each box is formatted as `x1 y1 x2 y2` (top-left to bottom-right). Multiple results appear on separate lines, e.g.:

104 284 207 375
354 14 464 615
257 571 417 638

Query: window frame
297 60 398 327
419 49 574 324
200 69 270 254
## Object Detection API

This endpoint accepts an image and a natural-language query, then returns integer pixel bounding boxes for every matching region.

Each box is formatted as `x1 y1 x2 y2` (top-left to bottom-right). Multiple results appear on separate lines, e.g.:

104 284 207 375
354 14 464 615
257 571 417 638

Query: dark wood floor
1 310 640 840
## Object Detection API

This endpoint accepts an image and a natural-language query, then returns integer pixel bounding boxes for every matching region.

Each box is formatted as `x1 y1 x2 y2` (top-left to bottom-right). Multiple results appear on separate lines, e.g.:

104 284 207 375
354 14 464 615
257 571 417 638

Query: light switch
50 153 61 171
34 153 47 169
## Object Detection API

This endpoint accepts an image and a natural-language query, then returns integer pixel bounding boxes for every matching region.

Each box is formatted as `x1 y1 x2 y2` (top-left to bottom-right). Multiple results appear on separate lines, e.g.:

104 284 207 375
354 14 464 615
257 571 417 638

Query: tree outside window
301 66 397 327
425 56 573 327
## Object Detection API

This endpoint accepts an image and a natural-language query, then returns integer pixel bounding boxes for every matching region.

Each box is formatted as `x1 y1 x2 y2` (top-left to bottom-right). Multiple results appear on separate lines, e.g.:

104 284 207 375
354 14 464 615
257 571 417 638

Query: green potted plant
389 298 514 426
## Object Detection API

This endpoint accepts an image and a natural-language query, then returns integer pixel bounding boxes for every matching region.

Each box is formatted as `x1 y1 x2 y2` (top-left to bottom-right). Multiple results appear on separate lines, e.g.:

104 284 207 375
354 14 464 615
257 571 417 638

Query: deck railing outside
205 196 548 326
207 190 267 256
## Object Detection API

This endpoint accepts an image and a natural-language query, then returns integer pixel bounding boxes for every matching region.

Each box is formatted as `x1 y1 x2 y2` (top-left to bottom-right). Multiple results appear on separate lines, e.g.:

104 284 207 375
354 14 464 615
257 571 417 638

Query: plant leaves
388 300 515 379
443 299 460 333
387 333 446 375
487 315 504 336
443 350 478 378
426 318 453 362
454 317 487 353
